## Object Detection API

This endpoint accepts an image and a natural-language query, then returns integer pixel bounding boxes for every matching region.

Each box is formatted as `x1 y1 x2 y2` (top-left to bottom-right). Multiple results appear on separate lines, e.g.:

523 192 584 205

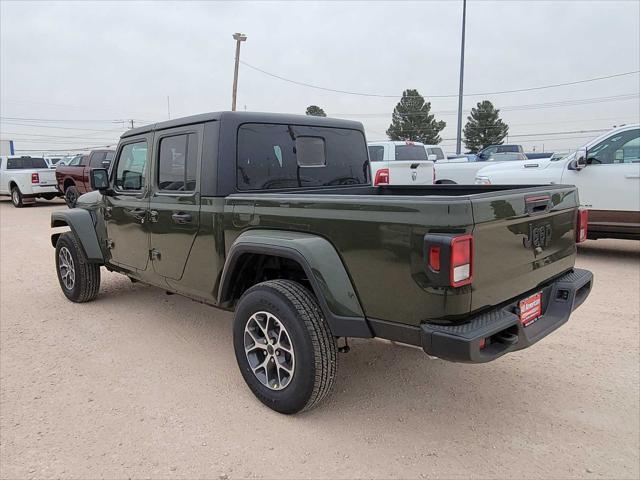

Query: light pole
455 0 467 154
231 32 247 111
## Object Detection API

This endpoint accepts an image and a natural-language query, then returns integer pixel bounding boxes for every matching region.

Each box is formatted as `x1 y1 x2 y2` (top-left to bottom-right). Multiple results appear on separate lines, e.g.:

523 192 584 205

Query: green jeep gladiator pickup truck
51 112 593 414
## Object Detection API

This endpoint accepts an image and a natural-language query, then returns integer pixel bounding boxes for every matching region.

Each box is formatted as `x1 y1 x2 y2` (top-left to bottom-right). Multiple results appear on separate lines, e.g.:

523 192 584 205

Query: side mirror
90 168 110 191
573 148 588 170
427 154 437 162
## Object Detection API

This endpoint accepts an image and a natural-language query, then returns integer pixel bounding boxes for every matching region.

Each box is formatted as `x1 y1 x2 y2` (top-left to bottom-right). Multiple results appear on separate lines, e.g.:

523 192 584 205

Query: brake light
374 168 390 186
450 234 473 287
31 172 39 184
428 246 441 271
576 209 589 243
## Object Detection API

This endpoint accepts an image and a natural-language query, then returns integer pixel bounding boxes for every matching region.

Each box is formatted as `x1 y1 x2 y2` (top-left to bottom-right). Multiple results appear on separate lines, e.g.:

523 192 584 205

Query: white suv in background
367 141 438 186
475 124 640 240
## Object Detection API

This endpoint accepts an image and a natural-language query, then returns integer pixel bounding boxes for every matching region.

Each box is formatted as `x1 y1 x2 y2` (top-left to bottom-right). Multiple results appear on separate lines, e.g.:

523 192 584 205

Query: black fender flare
218 230 372 339
51 209 105 263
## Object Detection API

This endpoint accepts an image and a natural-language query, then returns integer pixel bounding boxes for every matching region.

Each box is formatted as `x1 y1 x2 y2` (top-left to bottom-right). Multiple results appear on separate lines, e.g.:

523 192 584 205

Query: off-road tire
65 185 79 208
233 280 337 414
11 186 25 208
55 232 101 302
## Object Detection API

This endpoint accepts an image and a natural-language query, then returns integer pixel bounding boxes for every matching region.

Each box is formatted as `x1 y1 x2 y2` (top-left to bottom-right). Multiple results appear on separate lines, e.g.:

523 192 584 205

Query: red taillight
450 234 473 287
428 245 441 271
374 168 390 186
576 209 589 243
31 172 39 184
479 338 487 350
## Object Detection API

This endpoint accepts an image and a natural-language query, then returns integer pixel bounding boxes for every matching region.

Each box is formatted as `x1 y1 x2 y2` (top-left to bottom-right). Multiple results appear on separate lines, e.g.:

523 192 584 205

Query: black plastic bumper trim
420 268 593 363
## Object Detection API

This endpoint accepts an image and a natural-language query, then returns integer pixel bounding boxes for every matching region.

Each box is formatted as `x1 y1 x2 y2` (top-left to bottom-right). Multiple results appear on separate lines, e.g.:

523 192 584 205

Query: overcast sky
1 0 639 154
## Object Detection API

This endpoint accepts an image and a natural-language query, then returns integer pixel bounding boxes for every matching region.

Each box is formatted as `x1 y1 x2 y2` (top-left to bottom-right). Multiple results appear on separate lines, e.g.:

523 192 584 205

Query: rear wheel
65 185 79 208
233 280 337 414
11 186 24 208
55 232 101 302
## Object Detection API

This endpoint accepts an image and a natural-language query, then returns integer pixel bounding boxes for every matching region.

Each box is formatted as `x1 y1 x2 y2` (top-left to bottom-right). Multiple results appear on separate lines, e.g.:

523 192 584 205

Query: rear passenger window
237 124 368 190
157 133 198 191
368 146 384 162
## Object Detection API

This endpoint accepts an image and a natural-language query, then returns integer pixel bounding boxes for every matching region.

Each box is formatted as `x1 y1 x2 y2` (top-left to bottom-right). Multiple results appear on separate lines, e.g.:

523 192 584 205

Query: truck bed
224 183 579 327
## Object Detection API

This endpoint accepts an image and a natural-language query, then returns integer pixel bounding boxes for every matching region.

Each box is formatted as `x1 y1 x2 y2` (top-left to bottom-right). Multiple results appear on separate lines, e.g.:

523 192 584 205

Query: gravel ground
1 199 638 480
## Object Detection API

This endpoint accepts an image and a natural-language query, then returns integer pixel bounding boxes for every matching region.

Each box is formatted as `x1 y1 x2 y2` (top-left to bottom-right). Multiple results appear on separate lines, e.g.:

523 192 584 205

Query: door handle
625 174 640 179
124 207 147 222
171 212 192 224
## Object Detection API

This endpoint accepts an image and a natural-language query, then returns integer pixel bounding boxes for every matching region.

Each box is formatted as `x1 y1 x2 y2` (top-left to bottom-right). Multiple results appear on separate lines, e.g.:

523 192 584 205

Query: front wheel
55 232 101 302
233 280 337 414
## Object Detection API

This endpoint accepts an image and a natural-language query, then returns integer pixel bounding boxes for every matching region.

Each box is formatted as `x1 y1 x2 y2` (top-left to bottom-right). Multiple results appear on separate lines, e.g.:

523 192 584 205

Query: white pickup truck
434 151 530 184
368 141 437 185
475 124 640 240
0 156 61 207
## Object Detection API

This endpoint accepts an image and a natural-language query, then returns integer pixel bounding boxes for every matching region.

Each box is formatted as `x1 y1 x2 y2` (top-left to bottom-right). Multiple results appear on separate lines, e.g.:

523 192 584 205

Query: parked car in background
368 140 435 185
0 156 62 207
44 156 65 169
55 149 115 207
54 154 80 167
476 144 523 160
50 111 592 414
435 151 528 184
475 124 640 240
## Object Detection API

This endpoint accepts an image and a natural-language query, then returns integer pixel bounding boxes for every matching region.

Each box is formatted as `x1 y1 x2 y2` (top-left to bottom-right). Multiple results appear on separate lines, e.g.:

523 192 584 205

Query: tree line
305 90 509 153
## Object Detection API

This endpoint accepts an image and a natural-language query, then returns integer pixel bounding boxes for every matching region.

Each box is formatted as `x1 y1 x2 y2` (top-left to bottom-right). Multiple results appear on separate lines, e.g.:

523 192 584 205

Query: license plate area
519 291 542 326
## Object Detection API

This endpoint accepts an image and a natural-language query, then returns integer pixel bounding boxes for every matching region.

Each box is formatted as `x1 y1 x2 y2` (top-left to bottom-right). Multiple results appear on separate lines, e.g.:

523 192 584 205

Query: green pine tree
463 100 509 153
386 89 446 144
305 105 327 117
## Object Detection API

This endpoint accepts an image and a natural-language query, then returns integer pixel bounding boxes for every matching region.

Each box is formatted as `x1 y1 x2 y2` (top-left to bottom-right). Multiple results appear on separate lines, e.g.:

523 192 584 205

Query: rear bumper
25 185 61 197
421 268 593 363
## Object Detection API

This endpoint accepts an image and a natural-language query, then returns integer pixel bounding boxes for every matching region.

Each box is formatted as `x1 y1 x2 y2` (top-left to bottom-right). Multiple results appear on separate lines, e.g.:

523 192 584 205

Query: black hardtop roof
121 111 364 138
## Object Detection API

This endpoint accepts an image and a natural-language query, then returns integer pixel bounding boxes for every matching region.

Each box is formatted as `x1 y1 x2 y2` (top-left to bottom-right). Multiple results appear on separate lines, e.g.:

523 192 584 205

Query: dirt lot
0 199 638 480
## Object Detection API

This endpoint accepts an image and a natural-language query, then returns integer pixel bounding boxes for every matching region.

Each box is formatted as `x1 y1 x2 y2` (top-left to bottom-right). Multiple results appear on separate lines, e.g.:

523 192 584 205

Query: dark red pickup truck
56 149 114 207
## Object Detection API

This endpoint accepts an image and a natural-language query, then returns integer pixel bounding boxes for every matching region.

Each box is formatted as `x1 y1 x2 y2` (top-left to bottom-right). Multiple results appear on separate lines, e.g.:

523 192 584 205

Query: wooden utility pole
231 33 247 111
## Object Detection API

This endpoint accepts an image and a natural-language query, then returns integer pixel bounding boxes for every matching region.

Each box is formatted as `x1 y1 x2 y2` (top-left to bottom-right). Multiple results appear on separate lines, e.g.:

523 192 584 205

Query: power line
0 131 118 141
331 93 639 117
241 61 640 99
14 143 116 152
0 116 125 123
0 121 125 132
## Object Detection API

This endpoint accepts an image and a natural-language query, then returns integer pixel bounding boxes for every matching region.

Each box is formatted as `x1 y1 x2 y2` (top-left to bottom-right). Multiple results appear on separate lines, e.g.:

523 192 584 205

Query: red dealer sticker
519 292 542 326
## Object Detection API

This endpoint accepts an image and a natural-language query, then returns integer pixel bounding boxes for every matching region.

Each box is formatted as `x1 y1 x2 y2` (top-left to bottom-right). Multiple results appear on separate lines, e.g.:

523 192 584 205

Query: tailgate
389 161 434 185
35 168 57 186
470 186 578 312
